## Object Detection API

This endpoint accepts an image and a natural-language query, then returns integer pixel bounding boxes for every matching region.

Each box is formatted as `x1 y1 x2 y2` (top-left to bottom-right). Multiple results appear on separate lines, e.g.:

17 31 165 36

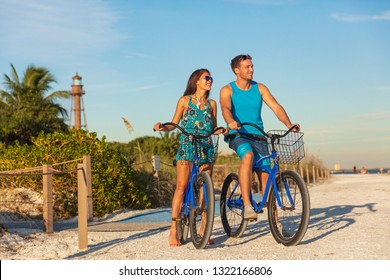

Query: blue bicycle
220 123 310 246
157 122 226 249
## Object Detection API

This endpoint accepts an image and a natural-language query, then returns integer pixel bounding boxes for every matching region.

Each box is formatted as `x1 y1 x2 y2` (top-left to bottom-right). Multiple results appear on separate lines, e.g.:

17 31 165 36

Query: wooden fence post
312 166 316 184
152 155 160 179
305 166 310 185
42 165 53 233
77 164 88 250
83 155 93 221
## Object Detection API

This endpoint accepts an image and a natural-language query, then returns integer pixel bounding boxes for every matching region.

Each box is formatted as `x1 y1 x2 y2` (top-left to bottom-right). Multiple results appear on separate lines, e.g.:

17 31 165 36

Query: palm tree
0 64 70 145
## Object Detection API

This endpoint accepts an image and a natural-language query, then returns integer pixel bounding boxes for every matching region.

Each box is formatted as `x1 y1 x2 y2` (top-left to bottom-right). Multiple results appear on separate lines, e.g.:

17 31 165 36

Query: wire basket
267 130 305 165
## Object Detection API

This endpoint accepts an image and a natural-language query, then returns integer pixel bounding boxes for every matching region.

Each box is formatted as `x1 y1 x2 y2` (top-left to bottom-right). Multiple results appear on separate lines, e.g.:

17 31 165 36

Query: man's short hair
231 54 252 73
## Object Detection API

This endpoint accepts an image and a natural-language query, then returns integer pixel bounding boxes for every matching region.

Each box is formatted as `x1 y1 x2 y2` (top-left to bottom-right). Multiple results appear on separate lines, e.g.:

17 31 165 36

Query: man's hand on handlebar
289 124 300 132
228 121 241 130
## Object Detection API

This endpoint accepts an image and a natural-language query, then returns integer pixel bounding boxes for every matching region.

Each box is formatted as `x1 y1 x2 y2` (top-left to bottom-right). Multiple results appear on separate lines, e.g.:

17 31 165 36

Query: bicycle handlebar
239 122 300 139
154 122 227 138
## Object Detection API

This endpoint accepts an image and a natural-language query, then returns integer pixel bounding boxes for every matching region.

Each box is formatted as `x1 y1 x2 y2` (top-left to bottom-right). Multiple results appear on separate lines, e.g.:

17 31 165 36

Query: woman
154 68 220 247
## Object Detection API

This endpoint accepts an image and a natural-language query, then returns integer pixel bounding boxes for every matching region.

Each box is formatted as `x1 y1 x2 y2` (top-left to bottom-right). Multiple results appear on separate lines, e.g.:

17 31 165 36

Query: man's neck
235 78 252 90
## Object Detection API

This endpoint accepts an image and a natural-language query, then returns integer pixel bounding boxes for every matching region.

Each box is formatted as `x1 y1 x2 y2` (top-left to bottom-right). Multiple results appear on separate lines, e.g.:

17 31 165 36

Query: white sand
1 174 390 260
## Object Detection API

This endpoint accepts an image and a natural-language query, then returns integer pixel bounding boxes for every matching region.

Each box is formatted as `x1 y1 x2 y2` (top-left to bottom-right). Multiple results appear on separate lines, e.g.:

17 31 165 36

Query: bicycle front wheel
220 173 248 238
189 171 215 249
268 170 310 246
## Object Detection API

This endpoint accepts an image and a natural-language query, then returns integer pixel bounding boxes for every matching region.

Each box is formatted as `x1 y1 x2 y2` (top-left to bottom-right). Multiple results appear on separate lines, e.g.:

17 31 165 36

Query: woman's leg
169 160 191 246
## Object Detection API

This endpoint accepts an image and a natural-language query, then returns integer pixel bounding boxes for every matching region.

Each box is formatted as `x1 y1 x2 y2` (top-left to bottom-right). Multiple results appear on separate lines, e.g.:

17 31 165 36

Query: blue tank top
229 81 264 135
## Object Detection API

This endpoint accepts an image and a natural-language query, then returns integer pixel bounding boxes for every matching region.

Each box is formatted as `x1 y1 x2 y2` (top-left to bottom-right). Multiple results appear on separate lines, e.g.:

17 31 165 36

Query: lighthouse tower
69 73 88 129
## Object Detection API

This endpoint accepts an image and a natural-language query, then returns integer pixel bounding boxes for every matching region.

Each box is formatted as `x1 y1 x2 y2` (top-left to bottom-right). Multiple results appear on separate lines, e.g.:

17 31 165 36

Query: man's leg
255 170 269 199
238 151 257 220
239 151 254 206
230 140 257 220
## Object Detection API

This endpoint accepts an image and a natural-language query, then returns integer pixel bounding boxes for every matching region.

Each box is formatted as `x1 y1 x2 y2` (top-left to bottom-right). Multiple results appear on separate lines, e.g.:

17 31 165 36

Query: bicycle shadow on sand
210 219 271 248
300 202 376 245
210 202 377 248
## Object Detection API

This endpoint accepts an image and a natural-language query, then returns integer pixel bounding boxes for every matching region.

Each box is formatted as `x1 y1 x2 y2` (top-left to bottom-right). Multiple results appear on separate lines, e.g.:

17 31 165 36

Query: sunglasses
204 76 213 82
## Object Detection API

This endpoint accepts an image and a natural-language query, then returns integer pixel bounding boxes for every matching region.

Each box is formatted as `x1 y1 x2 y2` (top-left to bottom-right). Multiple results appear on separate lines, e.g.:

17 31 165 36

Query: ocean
331 168 389 175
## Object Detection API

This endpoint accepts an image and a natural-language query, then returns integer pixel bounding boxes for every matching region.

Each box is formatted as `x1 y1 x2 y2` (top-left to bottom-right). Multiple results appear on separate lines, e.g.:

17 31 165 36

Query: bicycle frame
181 150 211 218
156 122 225 248
182 154 199 216
250 149 296 212
221 123 309 246
227 144 296 214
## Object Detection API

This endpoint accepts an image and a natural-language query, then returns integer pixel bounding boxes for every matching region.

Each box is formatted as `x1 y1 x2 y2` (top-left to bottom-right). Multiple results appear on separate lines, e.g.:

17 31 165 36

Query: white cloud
0 0 126 60
331 10 390 22
359 112 390 122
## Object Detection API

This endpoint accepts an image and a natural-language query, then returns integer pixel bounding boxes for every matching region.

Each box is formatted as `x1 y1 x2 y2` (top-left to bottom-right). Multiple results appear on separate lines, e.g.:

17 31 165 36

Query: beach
1 174 390 260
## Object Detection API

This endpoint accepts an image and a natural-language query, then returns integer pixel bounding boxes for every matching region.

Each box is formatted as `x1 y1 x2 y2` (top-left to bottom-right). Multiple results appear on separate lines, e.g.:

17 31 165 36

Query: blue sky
0 0 389 169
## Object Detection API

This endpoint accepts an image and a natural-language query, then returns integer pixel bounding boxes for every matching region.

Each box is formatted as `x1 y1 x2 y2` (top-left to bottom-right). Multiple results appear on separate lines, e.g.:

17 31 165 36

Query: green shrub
0 129 151 218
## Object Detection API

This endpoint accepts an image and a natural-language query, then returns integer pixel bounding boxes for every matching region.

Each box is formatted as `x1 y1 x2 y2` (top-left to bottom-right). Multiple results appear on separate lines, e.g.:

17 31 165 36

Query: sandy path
1 174 389 260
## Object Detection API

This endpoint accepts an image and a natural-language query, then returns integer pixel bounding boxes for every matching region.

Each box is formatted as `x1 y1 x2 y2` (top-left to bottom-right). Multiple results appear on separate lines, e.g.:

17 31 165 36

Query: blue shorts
226 134 270 167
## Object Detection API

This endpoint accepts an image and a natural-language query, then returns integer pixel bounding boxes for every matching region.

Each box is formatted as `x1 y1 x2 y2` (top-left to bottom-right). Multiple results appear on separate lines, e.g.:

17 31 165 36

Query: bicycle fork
274 172 296 210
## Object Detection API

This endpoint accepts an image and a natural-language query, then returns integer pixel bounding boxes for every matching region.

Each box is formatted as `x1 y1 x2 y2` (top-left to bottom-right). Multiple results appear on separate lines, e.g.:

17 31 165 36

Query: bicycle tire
268 170 310 246
220 173 248 238
177 214 189 244
189 171 215 249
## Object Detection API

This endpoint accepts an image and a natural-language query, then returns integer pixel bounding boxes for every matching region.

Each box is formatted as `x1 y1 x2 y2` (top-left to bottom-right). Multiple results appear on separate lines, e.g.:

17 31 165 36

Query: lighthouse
70 73 87 129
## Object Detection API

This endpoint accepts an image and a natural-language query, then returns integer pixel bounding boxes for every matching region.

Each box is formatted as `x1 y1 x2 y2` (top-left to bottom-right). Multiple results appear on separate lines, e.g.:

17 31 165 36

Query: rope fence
0 155 91 250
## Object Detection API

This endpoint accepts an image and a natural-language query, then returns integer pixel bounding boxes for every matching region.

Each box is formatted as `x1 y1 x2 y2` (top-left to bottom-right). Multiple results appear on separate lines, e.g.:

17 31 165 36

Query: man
219 54 300 220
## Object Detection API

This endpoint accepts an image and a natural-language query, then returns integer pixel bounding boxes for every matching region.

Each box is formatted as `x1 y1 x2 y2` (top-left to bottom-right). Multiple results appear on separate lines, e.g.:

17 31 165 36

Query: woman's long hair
183 68 211 99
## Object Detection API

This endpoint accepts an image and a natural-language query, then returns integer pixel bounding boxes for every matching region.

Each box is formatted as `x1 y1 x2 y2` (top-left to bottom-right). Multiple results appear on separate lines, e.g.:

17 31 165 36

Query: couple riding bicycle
153 54 309 248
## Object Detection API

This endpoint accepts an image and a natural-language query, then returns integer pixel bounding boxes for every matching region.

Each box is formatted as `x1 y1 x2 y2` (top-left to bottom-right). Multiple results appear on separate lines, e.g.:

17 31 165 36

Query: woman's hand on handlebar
153 122 164 132
213 127 229 135
222 127 229 136
153 122 179 132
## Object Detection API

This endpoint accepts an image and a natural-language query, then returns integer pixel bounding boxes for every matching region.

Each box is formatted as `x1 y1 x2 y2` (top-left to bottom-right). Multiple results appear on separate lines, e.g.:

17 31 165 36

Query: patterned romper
176 96 215 164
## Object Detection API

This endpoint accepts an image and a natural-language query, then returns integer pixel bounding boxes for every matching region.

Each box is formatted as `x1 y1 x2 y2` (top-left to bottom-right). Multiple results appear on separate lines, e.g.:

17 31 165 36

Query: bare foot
169 230 180 247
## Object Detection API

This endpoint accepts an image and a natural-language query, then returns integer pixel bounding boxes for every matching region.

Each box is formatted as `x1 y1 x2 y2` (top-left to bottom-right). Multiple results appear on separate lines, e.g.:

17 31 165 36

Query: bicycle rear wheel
220 173 248 238
177 214 189 244
268 170 310 246
189 171 215 249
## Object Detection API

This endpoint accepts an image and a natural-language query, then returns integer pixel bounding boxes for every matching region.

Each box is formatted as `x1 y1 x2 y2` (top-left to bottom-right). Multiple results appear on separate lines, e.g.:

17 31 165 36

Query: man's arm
210 99 218 129
259 83 296 129
219 85 240 130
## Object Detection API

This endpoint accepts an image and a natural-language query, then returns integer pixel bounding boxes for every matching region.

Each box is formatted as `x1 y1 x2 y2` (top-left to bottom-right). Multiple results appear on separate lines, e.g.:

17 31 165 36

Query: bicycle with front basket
155 122 226 249
220 123 310 246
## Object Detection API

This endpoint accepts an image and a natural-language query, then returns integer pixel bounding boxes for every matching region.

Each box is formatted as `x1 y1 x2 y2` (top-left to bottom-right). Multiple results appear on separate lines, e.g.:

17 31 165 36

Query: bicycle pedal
244 216 257 222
